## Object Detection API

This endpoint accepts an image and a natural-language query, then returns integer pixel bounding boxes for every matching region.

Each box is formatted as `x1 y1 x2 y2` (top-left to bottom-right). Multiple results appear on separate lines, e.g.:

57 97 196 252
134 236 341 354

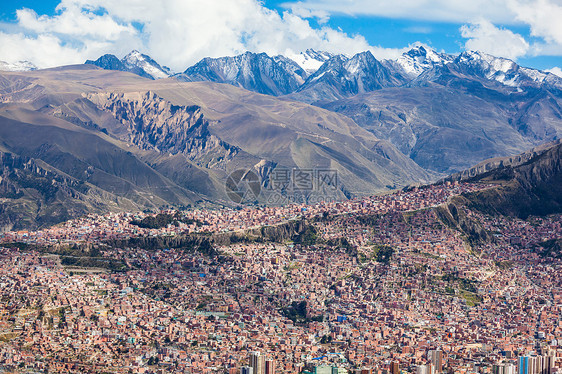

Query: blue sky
0 0 560 74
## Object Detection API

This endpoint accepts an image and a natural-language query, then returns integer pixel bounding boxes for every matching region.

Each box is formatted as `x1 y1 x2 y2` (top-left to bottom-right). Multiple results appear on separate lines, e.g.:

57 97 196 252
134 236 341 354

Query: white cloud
0 32 85 67
288 4 330 24
460 20 529 60
16 6 136 40
285 0 562 59
403 26 433 34
509 0 562 45
546 67 562 77
0 0 408 71
280 0 519 24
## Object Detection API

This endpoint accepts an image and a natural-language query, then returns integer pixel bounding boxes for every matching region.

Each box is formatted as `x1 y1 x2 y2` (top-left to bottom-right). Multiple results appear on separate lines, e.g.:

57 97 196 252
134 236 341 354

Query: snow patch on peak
344 52 375 75
519 67 548 83
396 45 452 77
287 49 334 74
346 59 362 75
459 51 516 74
456 51 560 88
122 50 171 79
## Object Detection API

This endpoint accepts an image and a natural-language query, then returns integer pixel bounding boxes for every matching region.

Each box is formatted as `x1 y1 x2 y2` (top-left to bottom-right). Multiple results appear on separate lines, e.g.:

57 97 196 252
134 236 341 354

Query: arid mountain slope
0 65 432 230
450 141 562 219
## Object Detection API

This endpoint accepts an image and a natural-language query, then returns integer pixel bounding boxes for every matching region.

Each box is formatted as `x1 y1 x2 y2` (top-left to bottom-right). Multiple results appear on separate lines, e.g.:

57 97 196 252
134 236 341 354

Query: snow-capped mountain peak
0 60 37 72
344 51 376 75
287 49 335 74
396 45 453 77
122 50 171 79
86 50 172 80
456 51 525 87
453 51 562 89
177 51 307 96
457 51 517 74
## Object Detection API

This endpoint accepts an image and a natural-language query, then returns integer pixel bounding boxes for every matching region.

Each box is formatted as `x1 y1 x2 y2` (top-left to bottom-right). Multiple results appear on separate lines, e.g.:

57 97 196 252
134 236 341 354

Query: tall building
265 359 275 374
493 363 517 374
250 352 264 374
241 366 254 374
332 368 349 374
314 366 333 374
416 364 435 374
391 361 399 374
518 355 556 374
429 350 443 373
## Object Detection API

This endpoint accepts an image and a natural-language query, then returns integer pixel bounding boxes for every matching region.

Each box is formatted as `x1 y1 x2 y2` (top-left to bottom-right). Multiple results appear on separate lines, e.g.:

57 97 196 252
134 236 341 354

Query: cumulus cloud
0 0 404 71
0 32 85 67
16 6 136 40
460 20 529 60
547 67 562 77
509 0 562 45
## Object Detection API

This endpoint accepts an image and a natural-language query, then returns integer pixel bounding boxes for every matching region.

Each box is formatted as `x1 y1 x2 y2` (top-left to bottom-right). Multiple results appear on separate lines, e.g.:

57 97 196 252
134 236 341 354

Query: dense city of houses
0 182 561 373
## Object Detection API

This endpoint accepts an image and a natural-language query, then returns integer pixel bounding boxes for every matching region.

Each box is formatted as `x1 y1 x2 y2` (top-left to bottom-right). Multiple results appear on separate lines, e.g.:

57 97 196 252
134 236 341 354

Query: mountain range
85 50 171 80
0 64 431 231
0 46 561 230
84 46 562 174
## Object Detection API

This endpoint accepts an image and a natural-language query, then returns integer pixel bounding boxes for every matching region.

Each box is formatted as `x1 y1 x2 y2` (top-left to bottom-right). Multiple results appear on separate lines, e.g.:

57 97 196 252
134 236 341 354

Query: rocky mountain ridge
85 46 562 97
174 52 307 96
452 140 562 219
85 50 171 80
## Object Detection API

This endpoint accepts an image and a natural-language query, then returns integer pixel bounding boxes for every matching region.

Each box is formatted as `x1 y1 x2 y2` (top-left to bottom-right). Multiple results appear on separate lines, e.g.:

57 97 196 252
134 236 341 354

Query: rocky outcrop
457 141 562 219
434 200 493 246
447 140 562 181
88 91 239 167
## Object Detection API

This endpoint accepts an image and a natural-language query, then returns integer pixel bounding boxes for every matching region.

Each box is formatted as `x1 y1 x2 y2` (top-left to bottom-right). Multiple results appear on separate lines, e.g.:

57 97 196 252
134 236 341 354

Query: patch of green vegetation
537 239 562 259
285 262 301 271
420 252 441 260
0 242 33 250
461 291 482 307
293 224 318 246
0 333 18 343
441 273 478 293
371 245 394 264
131 212 202 229
356 244 395 265
325 237 354 251
409 263 427 276
357 252 369 264
280 301 323 324
402 208 431 220
494 260 514 269
196 303 207 311
106 235 216 256
60 256 129 272
320 334 333 344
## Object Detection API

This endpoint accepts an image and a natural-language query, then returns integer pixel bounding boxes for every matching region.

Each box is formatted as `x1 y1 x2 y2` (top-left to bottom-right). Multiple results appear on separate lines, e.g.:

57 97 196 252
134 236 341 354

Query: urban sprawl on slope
0 182 561 374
